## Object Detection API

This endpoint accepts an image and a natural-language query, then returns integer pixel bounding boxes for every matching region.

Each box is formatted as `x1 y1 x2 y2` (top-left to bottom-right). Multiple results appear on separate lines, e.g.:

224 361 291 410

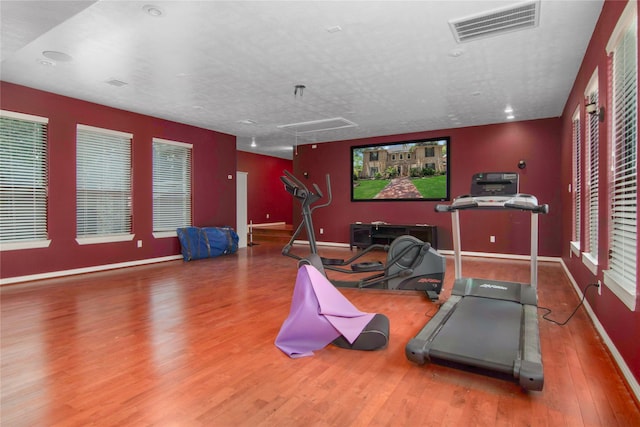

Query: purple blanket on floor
275 265 375 358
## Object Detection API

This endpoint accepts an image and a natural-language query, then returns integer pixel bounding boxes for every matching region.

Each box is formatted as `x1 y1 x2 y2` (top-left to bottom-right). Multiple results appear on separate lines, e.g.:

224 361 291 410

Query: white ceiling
1 0 603 159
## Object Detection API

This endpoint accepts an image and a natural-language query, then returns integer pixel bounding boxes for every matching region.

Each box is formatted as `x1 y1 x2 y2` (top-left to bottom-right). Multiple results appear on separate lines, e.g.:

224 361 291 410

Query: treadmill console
436 172 548 214
470 172 518 196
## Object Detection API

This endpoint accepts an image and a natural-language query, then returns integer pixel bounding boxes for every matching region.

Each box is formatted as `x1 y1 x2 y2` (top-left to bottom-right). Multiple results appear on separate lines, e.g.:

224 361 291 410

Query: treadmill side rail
405 295 462 365
517 304 544 391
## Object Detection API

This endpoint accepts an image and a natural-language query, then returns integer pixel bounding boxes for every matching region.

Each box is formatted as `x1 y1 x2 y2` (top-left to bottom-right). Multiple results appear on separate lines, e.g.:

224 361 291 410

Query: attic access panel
277 117 357 135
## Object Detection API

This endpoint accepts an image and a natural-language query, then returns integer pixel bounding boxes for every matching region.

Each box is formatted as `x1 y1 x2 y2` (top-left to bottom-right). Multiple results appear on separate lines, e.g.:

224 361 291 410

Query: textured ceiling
1 0 603 159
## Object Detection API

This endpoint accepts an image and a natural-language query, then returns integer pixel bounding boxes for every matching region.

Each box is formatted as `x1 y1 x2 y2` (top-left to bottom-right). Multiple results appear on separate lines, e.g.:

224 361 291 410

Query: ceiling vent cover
449 0 540 43
277 117 357 135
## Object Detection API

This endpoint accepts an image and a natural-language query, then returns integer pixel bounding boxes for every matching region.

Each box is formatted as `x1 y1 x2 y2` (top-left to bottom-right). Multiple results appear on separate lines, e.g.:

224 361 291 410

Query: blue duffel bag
176 226 239 261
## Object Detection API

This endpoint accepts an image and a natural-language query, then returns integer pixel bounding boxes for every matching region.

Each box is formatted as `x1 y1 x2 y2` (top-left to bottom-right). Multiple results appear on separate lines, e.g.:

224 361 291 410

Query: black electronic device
470 172 519 196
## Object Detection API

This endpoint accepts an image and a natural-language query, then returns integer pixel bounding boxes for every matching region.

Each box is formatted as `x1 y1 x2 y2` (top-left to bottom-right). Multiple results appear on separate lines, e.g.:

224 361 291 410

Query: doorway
236 171 248 248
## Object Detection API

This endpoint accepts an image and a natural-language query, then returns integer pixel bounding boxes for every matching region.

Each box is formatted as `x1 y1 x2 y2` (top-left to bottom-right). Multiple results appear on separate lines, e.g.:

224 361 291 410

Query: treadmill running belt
429 297 522 373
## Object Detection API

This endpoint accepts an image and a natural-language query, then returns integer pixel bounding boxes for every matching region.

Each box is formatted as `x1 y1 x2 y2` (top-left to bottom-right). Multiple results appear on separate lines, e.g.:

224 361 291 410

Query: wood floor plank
1 243 639 426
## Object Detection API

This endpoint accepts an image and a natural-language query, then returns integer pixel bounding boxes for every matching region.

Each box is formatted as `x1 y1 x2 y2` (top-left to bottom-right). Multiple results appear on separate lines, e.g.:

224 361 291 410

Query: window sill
0 239 52 251
76 234 135 245
581 252 598 275
570 241 580 257
603 270 637 311
153 231 177 238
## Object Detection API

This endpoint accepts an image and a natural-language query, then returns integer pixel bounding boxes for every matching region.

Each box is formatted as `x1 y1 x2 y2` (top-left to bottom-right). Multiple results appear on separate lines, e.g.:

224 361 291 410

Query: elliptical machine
280 170 445 300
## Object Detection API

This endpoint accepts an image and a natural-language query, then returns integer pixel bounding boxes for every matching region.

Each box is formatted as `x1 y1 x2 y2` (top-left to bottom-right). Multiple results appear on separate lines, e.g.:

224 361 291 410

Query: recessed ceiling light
36 58 55 67
42 51 72 62
326 25 342 33
504 106 514 113
250 137 257 148
238 119 257 125
143 4 164 17
448 49 464 57
507 114 515 120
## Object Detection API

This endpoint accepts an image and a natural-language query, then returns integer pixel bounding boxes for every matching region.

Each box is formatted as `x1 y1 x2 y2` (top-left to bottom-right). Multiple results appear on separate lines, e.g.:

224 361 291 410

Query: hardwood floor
1 243 639 426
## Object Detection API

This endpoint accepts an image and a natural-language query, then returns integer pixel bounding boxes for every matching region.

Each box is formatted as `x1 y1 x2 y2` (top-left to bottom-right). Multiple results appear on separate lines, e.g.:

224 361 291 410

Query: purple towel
275 265 375 358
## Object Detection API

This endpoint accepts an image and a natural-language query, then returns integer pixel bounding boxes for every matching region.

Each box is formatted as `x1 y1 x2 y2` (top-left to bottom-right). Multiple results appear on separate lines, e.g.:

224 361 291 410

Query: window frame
582 69 599 274
75 124 134 245
0 110 51 251
571 105 582 256
603 0 637 311
152 137 193 238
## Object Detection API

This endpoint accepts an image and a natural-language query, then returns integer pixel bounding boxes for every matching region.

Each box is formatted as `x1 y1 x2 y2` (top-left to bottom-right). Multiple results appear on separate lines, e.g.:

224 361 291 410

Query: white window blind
76 125 132 238
152 138 192 233
572 109 581 248
606 8 637 306
0 111 49 245
585 89 599 265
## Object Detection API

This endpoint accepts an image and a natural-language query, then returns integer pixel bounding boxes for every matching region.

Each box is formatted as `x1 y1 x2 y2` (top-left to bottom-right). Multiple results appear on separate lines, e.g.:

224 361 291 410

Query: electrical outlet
598 279 602 295
137 240 143 248
490 235 495 243
266 213 270 219
320 228 324 234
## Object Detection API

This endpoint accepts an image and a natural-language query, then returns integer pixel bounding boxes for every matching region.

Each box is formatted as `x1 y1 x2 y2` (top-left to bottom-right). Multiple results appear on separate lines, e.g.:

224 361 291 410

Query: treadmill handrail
435 194 548 214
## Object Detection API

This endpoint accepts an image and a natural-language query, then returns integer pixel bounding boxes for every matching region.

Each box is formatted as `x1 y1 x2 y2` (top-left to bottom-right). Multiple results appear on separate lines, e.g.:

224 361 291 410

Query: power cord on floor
538 282 599 326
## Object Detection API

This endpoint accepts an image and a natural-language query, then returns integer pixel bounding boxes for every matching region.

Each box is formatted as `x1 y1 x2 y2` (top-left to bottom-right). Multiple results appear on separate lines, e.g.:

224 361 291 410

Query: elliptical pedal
321 257 346 266
351 261 384 272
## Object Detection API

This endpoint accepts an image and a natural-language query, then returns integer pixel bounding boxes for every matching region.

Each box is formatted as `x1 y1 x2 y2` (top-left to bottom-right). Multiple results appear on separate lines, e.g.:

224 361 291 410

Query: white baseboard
437 249 559 263
293 239 350 249
249 221 286 228
559 259 640 403
0 255 183 286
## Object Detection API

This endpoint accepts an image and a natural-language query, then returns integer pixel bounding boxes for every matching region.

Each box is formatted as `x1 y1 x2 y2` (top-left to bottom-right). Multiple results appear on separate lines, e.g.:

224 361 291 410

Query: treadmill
405 172 549 391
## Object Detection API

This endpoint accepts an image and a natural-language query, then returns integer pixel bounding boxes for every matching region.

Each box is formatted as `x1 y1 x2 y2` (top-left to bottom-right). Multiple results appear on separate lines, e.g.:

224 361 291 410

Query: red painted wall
558 0 639 386
237 151 293 225
0 82 237 280
293 118 563 257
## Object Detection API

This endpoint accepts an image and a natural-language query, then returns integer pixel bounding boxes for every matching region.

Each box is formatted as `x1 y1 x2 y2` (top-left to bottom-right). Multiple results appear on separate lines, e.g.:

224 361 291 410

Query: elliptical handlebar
281 170 332 213
312 174 332 212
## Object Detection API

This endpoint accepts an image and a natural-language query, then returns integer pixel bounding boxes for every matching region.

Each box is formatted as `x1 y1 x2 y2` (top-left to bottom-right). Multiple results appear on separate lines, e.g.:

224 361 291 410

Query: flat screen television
351 137 450 202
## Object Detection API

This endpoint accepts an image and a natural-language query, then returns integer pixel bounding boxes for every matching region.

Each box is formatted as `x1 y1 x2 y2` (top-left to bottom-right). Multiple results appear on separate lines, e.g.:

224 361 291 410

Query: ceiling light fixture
36 58 55 67
105 78 128 87
238 119 257 125
250 137 257 148
143 4 164 17
42 51 72 62
294 84 306 97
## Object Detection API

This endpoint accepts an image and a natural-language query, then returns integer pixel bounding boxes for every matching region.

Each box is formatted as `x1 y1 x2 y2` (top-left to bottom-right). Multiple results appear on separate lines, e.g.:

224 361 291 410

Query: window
571 106 581 255
582 70 599 274
0 110 50 250
370 152 379 161
76 124 133 244
425 147 435 157
604 1 637 311
152 138 192 236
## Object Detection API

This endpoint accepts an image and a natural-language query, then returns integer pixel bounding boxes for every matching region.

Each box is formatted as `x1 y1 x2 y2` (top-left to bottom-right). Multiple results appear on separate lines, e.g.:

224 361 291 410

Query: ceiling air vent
105 78 128 87
449 0 540 43
277 117 357 135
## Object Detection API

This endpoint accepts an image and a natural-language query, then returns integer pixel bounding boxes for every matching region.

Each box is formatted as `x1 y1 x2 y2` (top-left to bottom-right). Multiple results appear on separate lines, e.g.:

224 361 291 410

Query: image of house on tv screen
351 138 449 201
